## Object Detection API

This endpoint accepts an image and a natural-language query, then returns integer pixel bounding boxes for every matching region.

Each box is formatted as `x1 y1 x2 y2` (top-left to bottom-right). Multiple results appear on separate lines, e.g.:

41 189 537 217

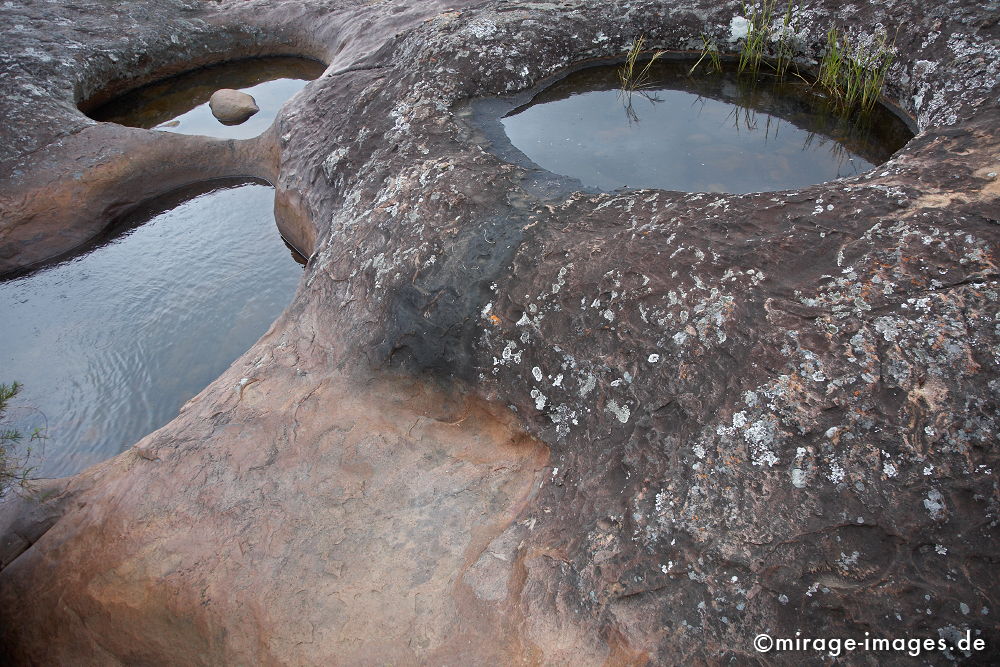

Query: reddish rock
0 0 998 664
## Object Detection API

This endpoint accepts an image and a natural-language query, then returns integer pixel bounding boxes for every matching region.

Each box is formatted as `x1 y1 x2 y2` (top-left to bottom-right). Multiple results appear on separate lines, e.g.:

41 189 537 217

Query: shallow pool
498 61 914 193
88 57 326 140
0 180 304 477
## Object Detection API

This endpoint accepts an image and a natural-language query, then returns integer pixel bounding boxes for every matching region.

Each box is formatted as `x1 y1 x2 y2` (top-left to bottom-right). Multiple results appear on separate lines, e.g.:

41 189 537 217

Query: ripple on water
0 180 304 477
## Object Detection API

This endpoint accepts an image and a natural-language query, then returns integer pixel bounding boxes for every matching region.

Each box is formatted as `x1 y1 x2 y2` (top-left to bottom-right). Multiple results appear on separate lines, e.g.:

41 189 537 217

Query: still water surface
0 181 303 477
501 62 913 193
89 57 326 140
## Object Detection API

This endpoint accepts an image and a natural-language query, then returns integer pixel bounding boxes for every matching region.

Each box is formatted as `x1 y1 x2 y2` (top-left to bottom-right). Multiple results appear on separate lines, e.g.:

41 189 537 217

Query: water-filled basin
496 61 914 193
0 180 304 477
88 56 326 140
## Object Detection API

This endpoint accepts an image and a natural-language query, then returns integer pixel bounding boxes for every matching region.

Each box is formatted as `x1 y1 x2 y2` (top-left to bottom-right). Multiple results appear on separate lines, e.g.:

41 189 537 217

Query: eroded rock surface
0 0 998 664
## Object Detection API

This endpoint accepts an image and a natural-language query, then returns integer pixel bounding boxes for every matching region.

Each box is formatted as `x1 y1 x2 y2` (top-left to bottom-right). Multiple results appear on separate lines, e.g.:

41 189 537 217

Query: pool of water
496 61 914 194
88 57 326 140
0 180 304 477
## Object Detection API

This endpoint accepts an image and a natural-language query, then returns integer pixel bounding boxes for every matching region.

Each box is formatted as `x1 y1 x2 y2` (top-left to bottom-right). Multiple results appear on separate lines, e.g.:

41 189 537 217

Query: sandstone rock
0 0 998 664
208 88 258 125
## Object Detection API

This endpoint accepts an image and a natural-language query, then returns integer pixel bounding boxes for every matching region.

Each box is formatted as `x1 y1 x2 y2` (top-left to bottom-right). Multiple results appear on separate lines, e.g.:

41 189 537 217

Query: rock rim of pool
0 0 998 664
208 88 260 125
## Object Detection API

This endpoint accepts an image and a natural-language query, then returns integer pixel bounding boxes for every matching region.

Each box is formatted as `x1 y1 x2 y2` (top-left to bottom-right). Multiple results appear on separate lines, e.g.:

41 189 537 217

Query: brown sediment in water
89 56 325 136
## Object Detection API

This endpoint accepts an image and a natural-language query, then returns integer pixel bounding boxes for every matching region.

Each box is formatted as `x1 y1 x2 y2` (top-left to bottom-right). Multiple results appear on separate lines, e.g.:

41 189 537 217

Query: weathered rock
208 88 259 125
0 0 998 664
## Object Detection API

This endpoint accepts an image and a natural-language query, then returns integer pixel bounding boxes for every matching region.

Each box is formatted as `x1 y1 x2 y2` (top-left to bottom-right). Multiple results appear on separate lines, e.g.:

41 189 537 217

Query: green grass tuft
774 1 798 78
619 36 667 93
1 381 43 496
817 27 895 115
737 0 777 76
689 34 723 76
737 0 800 78
628 7 893 125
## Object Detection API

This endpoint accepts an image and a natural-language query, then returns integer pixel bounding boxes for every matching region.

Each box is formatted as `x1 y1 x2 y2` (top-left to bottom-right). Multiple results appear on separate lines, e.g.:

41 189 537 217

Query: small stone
208 89 259 125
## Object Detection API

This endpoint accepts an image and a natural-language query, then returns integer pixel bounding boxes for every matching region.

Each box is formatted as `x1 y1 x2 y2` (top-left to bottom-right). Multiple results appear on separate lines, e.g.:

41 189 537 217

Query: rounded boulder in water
208 88 259 125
